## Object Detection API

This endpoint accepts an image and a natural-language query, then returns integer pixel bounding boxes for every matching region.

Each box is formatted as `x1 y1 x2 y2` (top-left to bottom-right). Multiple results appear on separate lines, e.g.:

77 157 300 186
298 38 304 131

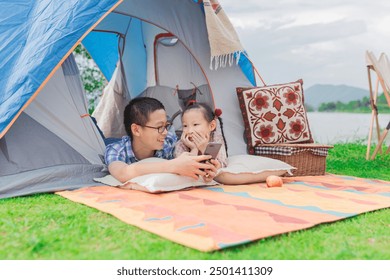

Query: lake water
307 112 390 144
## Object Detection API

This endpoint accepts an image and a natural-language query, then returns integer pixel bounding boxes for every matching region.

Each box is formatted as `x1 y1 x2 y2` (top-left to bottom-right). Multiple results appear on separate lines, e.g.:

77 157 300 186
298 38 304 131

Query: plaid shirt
104 131 177 165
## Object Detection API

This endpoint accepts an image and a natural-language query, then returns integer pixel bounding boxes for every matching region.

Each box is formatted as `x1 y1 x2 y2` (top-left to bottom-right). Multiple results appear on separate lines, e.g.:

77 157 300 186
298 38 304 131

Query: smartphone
203 142 222 159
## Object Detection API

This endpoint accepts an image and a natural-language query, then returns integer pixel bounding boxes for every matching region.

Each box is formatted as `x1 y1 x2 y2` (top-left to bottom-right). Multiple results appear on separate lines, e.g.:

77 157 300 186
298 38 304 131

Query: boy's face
138 109 169 150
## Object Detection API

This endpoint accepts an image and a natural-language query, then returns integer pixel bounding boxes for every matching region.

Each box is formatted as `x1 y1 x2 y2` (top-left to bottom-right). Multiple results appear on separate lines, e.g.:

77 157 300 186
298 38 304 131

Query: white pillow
215 154 295 185
94 158 217 193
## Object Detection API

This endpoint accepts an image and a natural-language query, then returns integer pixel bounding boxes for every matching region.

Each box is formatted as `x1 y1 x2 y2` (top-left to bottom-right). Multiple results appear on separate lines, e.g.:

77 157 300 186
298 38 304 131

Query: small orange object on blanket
266 175 283 188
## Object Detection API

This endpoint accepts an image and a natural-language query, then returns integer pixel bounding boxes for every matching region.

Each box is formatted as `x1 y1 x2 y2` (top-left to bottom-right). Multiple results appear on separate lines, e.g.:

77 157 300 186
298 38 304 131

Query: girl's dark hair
124 97 165 137
182 102 228 155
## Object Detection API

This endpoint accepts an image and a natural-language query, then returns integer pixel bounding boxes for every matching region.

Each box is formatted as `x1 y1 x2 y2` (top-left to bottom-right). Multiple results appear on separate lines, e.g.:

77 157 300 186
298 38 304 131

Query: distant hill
304 84 369 110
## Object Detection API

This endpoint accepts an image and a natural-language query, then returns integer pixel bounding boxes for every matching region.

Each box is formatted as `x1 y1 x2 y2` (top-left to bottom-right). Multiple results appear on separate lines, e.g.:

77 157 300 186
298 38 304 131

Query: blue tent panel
122 18 147 98
83 16 147 98
83 32 119 81
0 0 121 136
238 52 256 86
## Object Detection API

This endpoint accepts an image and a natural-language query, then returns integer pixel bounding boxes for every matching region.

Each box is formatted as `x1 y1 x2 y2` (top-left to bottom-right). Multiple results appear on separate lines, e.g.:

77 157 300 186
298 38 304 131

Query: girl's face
182 109 216 141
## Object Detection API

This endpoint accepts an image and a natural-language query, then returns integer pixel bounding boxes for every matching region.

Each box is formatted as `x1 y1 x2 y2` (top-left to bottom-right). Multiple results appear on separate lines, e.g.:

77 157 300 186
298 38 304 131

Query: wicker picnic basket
254 143 333 176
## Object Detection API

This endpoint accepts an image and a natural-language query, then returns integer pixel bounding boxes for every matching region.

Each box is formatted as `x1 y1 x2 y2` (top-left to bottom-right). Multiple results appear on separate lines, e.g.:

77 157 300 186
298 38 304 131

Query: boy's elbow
115 173 133 184
108 162 135 183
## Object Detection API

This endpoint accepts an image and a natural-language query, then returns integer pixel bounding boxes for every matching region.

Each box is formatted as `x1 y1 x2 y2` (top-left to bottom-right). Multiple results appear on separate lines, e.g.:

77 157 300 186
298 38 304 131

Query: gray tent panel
0 164 106 199
0 54 107 199
0 112 107 198
0 113 90 176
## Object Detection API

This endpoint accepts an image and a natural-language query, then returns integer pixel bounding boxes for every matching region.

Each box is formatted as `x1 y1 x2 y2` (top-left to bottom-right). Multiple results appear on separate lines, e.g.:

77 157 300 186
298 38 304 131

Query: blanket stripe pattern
57 174 390 252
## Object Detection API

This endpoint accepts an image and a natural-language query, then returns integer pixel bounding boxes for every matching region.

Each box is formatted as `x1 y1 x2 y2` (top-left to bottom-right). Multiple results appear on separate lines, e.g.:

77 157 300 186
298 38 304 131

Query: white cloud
221 0 390 88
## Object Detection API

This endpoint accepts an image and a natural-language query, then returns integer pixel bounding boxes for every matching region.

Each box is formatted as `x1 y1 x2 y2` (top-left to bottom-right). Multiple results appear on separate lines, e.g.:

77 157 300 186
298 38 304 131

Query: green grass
1 143 389 260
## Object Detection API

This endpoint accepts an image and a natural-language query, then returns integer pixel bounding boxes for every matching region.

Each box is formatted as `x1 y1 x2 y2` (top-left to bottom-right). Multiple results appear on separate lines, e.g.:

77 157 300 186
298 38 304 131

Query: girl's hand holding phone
201 158 221 182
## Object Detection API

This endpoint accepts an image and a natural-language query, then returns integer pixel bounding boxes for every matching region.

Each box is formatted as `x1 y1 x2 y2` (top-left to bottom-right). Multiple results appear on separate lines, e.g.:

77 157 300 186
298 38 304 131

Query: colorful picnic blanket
57 174 390 252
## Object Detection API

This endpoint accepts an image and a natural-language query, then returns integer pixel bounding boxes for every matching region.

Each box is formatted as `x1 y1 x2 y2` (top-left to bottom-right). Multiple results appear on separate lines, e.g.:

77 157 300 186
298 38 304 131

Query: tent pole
371 121 390 159
374 78 381 145
366 66 377 159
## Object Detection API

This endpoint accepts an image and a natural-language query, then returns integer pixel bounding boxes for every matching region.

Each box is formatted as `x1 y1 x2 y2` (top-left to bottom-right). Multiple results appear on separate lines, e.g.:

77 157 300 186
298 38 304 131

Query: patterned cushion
237 80 313 154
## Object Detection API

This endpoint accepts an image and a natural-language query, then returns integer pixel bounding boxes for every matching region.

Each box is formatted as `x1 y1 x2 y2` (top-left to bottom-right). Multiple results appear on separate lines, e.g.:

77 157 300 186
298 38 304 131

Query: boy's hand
171 153 213 180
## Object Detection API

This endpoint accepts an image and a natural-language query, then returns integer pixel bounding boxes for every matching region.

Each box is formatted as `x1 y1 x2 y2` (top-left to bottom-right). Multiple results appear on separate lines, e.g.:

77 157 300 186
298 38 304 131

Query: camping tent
0 0 257 199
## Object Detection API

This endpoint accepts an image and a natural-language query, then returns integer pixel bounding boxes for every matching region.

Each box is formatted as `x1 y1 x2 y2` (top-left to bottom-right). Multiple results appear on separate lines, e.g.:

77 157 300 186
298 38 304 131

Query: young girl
174 103 228 182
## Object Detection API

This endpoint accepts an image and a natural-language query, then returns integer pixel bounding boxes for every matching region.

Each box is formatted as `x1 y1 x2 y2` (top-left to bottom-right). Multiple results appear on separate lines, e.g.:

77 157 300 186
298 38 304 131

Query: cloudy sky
222 0 390 89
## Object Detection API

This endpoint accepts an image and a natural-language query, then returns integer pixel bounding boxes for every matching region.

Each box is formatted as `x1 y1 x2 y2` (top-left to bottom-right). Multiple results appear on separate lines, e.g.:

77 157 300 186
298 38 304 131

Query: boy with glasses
105 97 215 182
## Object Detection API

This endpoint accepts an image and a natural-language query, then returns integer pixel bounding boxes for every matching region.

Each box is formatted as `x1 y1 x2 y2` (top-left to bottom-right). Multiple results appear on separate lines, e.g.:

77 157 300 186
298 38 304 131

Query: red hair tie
214 108 222 117
187 99 196 106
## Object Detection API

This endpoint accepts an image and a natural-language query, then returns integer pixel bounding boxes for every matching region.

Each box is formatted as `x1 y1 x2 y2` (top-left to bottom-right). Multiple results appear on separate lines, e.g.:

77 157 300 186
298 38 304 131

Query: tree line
74 44 106 114
315 94 390 113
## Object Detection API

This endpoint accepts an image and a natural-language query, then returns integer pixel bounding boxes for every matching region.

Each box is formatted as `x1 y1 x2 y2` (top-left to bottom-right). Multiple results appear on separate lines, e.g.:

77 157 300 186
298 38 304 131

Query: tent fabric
0 113 89 177
365 51 390 159
366 51 390 107
82 32 120 81
0 0 121 137
0 54 107 198
376 53 390 105
1 0 258 198
0 164 106 199
92 60 130 138
0 111 106 199
24 55 106 164
153 31 207 89
84 0 254 155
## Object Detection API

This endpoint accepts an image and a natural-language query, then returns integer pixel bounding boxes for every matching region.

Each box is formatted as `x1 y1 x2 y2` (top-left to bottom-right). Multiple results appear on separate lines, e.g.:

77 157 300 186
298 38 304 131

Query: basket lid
255 144 332 156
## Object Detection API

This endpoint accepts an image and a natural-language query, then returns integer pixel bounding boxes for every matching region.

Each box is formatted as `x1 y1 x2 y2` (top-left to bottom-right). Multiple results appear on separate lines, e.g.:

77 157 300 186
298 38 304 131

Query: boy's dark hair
182 102 228 155
124 97 165 137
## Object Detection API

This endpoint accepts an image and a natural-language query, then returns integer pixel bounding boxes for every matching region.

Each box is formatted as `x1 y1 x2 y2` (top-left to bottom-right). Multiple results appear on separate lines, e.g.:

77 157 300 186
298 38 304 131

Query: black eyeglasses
138 122 172 134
